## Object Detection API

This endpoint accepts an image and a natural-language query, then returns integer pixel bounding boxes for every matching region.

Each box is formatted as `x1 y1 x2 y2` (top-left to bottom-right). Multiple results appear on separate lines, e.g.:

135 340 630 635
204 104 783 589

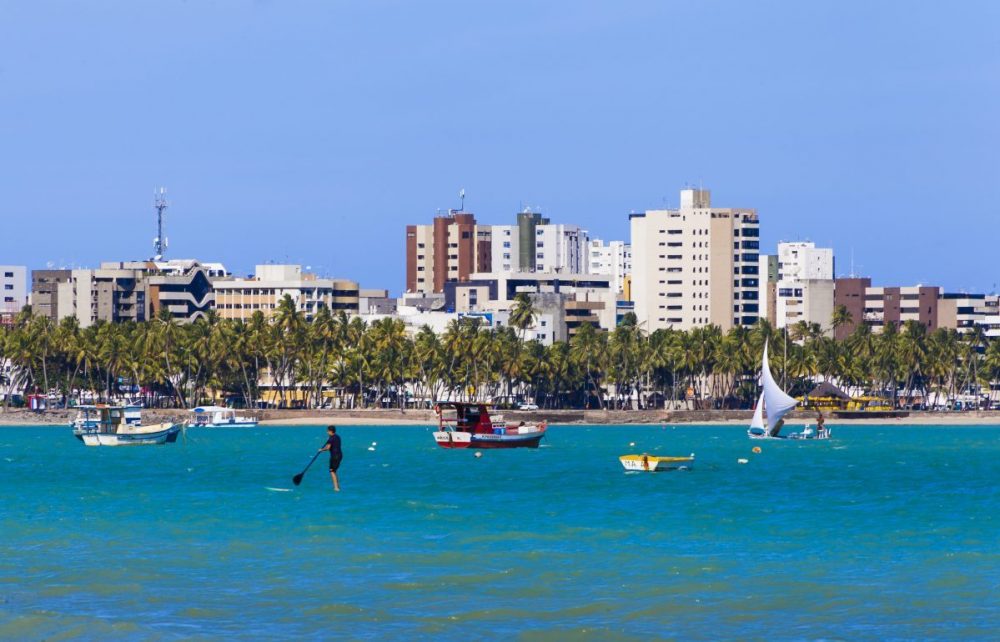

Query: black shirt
325 434 342 459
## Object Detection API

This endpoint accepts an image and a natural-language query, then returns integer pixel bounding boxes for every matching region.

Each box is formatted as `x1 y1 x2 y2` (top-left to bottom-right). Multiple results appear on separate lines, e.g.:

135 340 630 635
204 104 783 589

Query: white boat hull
186 420 258 428
749 427 832 440
80 423 181 446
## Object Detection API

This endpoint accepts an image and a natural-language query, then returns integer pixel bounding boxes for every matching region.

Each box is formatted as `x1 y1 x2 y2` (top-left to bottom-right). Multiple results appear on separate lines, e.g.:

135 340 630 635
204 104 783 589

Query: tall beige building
630 188 760 332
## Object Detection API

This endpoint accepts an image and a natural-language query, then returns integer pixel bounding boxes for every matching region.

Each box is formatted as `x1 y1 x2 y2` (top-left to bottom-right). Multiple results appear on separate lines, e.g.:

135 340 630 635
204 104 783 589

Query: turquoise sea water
1 423 998 640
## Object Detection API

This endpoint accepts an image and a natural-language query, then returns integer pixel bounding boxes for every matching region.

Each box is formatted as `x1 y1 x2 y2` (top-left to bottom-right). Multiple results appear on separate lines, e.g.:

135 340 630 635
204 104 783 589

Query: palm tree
831 304 853 337
570 322 606 409
509 293 536 342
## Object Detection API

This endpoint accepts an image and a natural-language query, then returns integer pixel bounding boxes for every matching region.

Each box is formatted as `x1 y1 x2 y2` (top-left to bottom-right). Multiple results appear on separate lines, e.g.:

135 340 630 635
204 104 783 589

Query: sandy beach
4 407 1000 427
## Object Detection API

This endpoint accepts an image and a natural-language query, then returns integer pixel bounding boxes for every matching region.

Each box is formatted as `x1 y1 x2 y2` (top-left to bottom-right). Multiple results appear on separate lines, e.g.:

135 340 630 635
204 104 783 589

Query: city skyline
2 2 998 293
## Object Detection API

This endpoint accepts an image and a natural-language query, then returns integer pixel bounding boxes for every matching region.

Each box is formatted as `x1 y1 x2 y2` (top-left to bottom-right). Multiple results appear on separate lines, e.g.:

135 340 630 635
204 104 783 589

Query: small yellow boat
619 453 694 472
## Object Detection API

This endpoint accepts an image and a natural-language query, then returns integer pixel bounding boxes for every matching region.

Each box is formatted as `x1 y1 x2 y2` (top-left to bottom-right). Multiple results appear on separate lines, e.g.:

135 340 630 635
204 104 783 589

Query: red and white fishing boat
432 402 546 449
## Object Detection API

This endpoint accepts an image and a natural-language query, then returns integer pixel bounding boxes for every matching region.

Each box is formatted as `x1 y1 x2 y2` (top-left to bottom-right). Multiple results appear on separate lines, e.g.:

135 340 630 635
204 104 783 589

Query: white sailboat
748 341 822 439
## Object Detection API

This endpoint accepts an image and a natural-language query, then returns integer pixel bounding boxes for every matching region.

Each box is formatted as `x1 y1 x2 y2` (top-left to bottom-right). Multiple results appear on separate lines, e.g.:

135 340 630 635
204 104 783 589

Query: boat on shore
749 342 830 440
432 402 546 449
72 405 181 446
620 453 694 472
187 406 258 428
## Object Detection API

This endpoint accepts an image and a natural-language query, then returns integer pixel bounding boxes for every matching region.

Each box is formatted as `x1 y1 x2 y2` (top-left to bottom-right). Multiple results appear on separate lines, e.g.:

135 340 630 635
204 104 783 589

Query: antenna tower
153 187 168 260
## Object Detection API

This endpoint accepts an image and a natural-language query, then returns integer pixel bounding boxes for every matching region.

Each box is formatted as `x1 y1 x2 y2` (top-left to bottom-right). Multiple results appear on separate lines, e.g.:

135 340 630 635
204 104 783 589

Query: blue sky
1 1 998 294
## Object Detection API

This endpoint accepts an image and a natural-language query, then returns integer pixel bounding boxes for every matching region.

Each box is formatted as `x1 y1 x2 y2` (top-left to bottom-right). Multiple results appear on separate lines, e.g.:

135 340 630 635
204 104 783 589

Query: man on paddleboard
318 426 342 491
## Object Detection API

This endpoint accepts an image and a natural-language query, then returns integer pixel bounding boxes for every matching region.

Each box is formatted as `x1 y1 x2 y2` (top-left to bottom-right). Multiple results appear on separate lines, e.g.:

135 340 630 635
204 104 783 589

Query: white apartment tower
491 225 519 272
776 242 834 281
773 241 835 334
0 265 27 319
587 239 631 294
535 223 588 274
630 188 760 332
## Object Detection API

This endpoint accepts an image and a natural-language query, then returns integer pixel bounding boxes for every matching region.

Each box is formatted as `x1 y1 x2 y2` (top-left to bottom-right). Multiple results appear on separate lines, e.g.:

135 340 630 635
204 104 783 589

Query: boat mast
782 324 787 389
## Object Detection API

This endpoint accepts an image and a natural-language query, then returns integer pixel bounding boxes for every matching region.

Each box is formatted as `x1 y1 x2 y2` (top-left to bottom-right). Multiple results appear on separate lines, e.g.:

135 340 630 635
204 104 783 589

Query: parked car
518 403 539 411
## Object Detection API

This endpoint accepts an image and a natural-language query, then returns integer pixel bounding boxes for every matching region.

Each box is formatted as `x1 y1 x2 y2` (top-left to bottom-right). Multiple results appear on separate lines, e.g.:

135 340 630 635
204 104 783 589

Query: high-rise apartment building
490 209 590 275
534 223 588 274
776 280 836 336
863 285 940 333
0 266 27 323
939 293 998 334
758 255 779 325
771 242 835 333
833 277 871 340
776 242 834 281
630 188 760 332
47 261 218 327
406 211 492 293
31 269 72 322
587 240 631 294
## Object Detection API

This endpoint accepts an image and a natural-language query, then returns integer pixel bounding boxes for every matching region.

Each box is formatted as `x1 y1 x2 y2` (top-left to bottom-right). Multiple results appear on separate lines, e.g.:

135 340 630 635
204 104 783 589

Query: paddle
292 451 322 486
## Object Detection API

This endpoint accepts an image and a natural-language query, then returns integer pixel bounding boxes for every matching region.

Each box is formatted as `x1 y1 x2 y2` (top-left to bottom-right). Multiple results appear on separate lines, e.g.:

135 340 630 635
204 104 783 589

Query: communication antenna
459 188 466 212
152 187 169 260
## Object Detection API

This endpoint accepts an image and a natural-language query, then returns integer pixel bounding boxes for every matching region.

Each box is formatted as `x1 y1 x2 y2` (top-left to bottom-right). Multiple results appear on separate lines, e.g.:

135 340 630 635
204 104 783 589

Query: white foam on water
265 487 293 492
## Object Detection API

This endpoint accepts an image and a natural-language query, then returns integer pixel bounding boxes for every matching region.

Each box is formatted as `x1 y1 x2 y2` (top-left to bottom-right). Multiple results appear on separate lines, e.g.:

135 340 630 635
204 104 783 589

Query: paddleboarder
318 425 342 491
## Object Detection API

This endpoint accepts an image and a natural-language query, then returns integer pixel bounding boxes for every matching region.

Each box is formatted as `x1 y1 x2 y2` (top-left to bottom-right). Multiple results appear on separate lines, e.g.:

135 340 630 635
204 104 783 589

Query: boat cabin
435 402 502 435
74 405 127 434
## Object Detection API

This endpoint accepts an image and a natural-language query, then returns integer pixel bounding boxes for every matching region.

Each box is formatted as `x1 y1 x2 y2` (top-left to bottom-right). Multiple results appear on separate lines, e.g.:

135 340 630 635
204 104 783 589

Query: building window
503 242 511 248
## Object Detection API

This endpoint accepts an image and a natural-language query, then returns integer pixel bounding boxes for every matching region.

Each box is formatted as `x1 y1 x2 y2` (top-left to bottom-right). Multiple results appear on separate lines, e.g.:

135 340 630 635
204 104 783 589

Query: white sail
750 392 765 430
761 341 798 436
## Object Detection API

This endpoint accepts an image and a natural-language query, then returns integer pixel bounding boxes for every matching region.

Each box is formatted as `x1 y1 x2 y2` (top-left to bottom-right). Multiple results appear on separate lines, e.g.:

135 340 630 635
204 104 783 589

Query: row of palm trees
2 295 998 410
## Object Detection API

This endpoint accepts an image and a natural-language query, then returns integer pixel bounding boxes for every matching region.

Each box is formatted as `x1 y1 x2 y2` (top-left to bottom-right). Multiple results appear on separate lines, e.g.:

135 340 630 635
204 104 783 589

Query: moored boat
72 405 181 447
620 453 694 472
432 402 546 449
187 406 258 428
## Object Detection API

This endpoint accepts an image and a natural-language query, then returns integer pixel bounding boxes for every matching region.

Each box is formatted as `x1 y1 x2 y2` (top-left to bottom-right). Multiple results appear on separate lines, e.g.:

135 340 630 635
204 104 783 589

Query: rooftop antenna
152 187 168 260
459 188 466 212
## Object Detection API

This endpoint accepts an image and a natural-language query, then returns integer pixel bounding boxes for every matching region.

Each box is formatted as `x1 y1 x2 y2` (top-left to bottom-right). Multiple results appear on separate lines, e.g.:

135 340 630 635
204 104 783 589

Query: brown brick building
406 211 492 293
